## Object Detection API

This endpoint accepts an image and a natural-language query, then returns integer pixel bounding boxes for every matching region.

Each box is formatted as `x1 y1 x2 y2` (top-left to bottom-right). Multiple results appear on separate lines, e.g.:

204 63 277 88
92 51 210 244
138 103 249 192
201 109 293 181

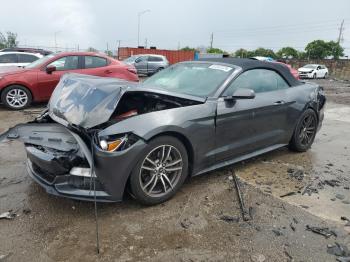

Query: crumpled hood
48 73 206 129
48 73 135 129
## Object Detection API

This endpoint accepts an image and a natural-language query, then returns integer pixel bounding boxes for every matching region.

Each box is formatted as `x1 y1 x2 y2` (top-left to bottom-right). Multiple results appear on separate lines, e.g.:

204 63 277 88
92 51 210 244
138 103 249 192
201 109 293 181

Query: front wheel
129 136 188 205
289 109 318 152
1 85 32 110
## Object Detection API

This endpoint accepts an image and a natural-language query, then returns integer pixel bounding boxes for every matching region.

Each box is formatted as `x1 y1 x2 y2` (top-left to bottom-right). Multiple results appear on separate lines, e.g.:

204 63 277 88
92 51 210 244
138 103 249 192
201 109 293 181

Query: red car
274 61 299 80
0 52 138 109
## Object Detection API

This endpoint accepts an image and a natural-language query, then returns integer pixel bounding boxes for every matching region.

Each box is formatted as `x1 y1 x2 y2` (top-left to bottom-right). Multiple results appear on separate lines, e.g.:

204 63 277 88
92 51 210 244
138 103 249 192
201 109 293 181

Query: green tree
327 41 344 59
207 47 225 54
234 48 248 58
105 50 113 57
276 47 298 59
297 51 308 59
305 40 330 59
251 47 276 58
87 47 98 52
180 46 196 51
0 31 18 49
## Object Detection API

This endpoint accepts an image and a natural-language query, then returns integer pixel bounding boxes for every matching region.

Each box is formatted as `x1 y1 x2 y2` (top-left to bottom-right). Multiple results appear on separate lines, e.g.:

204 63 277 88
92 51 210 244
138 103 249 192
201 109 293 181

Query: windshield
25 54 55 69
123 56 137 63
143 63 234 97
304 64 317 69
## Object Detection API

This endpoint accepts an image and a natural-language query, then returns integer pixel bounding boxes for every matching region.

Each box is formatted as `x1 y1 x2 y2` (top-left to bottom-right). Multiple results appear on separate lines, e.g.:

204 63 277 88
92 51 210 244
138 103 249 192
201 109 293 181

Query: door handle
105 70 112 74
273 100 286 105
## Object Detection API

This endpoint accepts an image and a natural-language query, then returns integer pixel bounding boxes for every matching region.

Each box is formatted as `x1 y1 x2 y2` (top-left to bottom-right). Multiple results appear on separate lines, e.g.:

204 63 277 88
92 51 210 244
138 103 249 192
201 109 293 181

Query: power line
214 18 350 34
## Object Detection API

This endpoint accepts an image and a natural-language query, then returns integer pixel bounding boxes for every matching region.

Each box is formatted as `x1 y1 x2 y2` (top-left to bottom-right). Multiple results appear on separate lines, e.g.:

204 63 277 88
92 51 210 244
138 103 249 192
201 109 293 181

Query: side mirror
231 88 255 99
46 65 56 74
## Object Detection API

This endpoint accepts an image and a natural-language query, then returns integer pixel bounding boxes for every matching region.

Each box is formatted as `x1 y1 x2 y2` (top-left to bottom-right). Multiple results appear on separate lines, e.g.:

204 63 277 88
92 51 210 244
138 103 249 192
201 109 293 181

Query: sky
1 0 350 55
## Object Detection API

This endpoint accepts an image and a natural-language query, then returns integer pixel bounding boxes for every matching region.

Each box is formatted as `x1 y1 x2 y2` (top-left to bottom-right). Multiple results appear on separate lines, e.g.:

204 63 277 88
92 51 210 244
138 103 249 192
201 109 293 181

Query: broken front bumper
1 123 147 202
26 158 115 202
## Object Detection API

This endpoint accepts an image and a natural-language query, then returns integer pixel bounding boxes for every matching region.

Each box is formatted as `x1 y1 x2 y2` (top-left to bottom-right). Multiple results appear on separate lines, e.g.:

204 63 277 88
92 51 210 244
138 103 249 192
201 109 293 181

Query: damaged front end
0 73 203 202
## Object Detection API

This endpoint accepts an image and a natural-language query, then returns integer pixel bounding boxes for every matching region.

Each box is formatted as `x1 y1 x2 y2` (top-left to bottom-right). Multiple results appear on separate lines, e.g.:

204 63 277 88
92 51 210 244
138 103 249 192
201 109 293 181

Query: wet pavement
0 79 350 261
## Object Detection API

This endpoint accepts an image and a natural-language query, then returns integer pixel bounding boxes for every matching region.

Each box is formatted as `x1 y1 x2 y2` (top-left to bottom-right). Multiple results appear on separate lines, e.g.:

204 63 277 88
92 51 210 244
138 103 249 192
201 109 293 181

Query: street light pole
54 31 61 52
137 10 150 47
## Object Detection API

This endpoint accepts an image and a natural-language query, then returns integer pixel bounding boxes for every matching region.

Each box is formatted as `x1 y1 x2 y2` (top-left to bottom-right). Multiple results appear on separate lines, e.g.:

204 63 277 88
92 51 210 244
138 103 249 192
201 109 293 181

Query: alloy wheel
139 145 183 197
298 114 316 146
6 89 28 108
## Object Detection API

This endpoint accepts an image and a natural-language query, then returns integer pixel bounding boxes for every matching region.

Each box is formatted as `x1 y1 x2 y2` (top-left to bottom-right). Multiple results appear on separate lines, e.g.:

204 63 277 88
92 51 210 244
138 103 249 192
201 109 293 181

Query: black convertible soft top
198 58 301 87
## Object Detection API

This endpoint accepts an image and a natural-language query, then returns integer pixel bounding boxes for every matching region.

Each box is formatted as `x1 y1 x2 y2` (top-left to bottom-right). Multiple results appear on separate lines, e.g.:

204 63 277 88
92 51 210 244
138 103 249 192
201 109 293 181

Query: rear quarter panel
284 82 324 140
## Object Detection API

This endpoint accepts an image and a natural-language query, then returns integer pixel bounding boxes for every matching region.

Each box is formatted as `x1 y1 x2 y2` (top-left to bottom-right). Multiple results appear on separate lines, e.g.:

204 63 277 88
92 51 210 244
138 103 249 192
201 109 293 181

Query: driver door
36 55 81 100
215 69 292 162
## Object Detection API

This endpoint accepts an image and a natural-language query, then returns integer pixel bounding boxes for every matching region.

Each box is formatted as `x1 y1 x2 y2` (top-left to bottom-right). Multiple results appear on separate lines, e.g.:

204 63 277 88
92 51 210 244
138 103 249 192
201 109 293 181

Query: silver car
123 54 169 76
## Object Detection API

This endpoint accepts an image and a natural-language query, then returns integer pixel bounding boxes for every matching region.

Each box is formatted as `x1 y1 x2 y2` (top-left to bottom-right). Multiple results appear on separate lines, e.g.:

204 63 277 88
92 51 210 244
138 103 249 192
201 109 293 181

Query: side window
148 56 163 62
135 56 148 63
18 54 39 63
84 56 108 68
223 69 289 96
47 56 79 71
0 54 18 63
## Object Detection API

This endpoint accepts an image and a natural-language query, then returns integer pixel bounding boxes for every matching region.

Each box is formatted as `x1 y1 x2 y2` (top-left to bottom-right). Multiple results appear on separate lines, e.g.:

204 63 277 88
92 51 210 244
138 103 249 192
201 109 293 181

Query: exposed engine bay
111 91 202 121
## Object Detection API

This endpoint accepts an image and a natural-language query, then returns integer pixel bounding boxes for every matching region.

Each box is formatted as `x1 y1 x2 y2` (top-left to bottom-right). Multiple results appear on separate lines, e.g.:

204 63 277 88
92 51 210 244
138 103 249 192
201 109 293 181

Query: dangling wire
90 133 100 254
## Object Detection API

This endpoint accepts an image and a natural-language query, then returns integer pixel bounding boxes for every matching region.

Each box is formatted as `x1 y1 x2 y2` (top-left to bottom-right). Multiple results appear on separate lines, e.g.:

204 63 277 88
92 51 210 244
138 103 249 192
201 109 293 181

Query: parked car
0 47 52 56
123 54 169 75
275 61 300 80
0 58 326 205
0 52 42 67
250 57 299 80
298 64 328 79
0 52 138 109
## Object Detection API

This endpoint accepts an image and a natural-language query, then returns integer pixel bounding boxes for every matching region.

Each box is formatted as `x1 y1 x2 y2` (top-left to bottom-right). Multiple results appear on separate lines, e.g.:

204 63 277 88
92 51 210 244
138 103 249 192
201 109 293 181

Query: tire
289 109 318 152
1 85 32 110
129 136 188 205
324 73 328 79
156 67 164 73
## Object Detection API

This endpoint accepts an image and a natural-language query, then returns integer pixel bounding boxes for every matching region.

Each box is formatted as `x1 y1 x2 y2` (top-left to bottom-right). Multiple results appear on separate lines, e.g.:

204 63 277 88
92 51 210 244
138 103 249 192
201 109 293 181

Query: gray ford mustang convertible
0 58 326 205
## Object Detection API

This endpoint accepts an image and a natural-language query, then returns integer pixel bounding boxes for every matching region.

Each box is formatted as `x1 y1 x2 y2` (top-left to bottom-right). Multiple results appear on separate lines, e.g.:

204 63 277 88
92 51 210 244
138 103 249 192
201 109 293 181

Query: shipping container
118 47 195 64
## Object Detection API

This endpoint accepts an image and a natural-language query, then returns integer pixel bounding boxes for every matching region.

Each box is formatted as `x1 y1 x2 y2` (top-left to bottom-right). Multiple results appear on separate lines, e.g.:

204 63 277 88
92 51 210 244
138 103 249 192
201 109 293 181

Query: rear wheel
129 136 188 205
289 109 318 152
1 85 32 110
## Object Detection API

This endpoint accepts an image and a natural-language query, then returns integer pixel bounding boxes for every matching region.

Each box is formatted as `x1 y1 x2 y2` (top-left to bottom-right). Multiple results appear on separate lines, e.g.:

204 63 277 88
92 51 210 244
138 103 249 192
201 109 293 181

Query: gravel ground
0 79 349 262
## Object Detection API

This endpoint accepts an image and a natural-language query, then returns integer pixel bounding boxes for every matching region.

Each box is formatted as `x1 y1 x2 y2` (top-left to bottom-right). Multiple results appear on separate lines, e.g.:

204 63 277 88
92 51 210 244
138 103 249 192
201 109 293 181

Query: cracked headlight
99 135 128 152
98 134 139 152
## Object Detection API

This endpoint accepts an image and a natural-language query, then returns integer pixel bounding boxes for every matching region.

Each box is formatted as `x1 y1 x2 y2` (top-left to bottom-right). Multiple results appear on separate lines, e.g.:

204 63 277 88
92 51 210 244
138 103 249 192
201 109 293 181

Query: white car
0 52 43 67
298 64 328 79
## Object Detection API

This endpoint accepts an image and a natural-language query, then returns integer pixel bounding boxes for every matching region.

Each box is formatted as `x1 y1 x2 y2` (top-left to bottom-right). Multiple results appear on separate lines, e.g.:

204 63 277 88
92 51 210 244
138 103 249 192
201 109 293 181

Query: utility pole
116 40 121 59
54 31 61 52
137 10 150 47
210 32 214 49
337 19 345 44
